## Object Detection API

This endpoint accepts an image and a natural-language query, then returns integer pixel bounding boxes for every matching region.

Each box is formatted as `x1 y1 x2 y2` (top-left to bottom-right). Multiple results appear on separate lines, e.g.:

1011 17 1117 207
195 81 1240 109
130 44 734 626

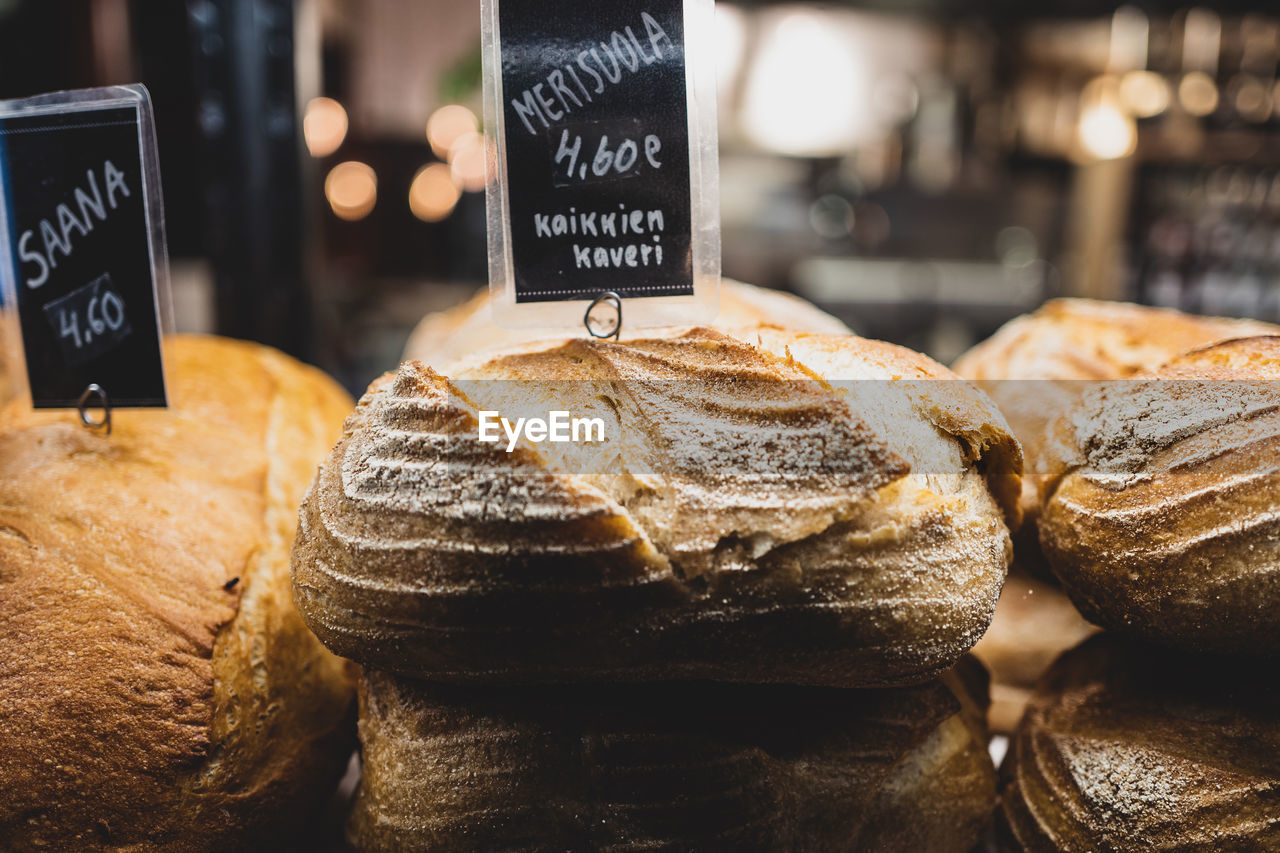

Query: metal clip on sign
584 291 623 340
77 383 111 435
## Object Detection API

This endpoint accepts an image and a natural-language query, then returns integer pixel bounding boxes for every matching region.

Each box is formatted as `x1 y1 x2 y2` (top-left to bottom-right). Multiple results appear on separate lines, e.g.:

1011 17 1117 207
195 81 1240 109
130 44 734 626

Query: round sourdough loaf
998 636 1280 851
293 326 1020 687
1038 336 1280 655
0 336 357 851
953 298 1278 556
350 660 997 852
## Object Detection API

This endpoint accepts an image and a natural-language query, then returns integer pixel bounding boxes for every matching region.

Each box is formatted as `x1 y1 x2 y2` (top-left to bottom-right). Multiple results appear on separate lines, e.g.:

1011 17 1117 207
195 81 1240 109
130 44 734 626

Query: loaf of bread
971 573 1096 733
293 326 1020 687
350 660 996 852
402 278 852 370
953 299 1277 541
998 635 1280 851
0 335 357 851
1038 335 1280 655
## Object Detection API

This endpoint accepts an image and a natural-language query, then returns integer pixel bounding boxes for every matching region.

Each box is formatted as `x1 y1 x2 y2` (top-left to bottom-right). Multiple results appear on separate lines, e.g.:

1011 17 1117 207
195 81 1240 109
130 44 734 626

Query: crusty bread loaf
0 335 358 851
350 660 996 852
402 278 852 371
293 326 1019 687
998 635 1280 851
1038 336 1280 655
971 573 1096 733
953 299 1277 540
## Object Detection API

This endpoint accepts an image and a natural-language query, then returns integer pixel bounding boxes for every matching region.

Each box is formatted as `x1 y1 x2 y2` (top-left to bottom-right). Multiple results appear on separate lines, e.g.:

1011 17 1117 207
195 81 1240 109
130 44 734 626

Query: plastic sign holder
481 0 720 330
0 84 171 423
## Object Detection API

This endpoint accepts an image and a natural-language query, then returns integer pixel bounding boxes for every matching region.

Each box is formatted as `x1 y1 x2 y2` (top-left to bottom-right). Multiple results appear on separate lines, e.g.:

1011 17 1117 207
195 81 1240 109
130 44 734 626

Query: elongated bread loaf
0 336 357 851
293 326 1019 687
998 635 1280 851
402 278 852 371
1038 336 1280 655
350 661 996 852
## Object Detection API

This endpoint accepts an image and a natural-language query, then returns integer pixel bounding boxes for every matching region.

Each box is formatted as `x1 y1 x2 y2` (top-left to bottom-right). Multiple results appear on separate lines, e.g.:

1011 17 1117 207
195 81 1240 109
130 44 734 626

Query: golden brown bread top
1038 336 1280 655
293 326 1020 686
350 661 996 852
402 277 852 371
998 636 1280 851
751 328 1022 528
952 298 1279 382
0 335 357 851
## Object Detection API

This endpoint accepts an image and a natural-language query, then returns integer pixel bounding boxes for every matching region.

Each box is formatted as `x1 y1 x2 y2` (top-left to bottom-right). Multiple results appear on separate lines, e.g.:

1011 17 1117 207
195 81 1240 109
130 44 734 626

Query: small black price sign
494 0 696 304
0 86 168 409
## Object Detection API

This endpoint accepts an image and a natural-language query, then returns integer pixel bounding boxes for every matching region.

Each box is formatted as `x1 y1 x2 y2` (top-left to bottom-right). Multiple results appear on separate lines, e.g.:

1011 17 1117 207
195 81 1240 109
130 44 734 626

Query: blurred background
2 0 1278 392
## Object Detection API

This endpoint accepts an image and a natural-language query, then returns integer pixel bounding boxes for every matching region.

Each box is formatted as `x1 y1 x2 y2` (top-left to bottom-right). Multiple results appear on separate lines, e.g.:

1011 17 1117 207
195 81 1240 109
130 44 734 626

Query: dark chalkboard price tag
0 85 169 409
482 0 720 329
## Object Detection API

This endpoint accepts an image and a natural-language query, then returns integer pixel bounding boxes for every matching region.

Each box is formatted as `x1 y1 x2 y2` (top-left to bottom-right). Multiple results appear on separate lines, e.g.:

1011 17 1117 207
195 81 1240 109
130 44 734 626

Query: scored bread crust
292 326 1019 687
954 300 1279 536
402 278 852 372
0 336 357 851
998 635 1280 852
1038 336 1280 655
349 660 996 852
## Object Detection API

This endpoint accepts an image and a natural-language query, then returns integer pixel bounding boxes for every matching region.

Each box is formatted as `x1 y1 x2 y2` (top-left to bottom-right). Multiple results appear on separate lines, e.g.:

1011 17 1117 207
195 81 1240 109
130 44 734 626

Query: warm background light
1178 71 1219 117
741 10 869 156
1118 70 1170 118
447 131 487 192
409 163 460 222
303 97 348 158
1231 75 1272 123
1078 103 1136 160
325 161 377 221
426 104 479 160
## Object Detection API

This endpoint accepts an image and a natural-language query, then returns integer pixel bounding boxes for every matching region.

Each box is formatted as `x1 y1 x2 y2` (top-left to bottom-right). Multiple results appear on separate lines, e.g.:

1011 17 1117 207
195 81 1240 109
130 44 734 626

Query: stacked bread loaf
0 336 358 851
955 299 1278 731
291 284 1023 850
956 301 1280 850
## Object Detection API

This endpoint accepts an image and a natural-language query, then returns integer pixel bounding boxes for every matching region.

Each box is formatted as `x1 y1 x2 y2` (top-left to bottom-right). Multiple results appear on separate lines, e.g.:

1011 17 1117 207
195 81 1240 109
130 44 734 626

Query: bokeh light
1178 72 1219 117
409 163 461 222
427 104 479 161
1118 71 1170 118
325 161 377 221
303 97 348 158
448 131 487 192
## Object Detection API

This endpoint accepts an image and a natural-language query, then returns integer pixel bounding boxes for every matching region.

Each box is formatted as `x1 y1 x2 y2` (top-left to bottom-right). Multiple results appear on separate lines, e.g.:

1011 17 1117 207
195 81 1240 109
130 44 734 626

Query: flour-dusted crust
293 327 1019 687
955 299 1278 533
350 661 996 852
0 336 357 851
1039 336 1280 655
998 636 1280 851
